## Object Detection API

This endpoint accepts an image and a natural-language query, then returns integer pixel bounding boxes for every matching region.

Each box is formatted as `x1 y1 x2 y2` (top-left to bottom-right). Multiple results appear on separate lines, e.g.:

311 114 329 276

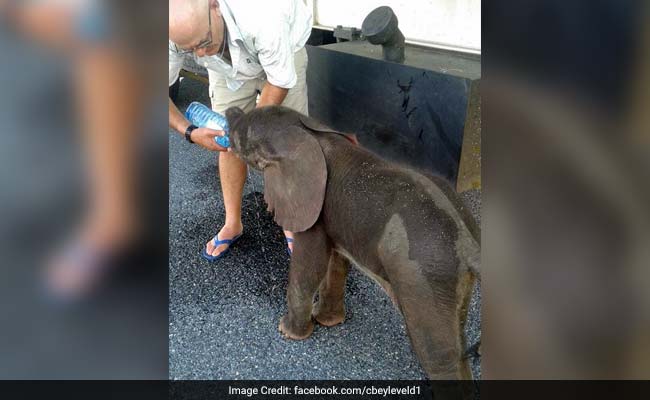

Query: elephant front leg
313 251 349 327
279 224 330 340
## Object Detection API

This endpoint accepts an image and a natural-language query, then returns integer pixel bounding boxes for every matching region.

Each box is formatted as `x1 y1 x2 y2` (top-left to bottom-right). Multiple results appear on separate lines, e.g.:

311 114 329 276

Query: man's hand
170 97 229 152
191 127 229 152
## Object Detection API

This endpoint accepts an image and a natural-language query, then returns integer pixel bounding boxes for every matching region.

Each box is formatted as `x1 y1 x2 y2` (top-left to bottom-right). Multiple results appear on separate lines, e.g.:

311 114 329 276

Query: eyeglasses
176 1 213 54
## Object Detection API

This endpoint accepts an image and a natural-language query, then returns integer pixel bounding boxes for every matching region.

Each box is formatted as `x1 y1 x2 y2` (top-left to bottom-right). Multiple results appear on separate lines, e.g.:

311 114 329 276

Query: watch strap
185 124 198 143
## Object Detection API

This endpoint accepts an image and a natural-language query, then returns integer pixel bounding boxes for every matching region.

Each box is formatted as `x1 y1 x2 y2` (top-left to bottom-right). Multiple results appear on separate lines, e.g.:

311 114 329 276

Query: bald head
169 0 217 48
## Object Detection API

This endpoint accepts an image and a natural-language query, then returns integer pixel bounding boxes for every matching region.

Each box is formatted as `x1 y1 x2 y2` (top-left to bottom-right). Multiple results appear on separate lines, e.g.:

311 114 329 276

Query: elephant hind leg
313 250 349 327
378 215 472 380
389 266 472 380
377 214 472 380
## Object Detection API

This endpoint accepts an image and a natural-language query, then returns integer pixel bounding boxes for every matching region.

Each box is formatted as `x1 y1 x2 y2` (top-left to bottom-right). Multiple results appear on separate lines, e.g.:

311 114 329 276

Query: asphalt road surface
169 77 481 380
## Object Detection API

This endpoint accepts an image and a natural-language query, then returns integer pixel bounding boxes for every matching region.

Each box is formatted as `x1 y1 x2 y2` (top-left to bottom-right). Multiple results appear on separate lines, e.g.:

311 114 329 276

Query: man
1 0 155 299
169 0 312 259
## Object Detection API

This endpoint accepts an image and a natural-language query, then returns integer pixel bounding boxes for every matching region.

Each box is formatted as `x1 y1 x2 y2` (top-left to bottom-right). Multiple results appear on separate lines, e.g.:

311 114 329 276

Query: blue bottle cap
215 135 230 148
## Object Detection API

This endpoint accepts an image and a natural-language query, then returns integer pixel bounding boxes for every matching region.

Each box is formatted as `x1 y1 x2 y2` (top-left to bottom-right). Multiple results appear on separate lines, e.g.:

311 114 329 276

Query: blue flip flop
202 233 242 261
285 237 294 256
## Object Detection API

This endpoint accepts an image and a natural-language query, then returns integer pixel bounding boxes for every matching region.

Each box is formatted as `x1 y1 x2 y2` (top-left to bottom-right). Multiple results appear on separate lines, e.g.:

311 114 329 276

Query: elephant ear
263 126 327 232
299 115 360 146
299 115 341 134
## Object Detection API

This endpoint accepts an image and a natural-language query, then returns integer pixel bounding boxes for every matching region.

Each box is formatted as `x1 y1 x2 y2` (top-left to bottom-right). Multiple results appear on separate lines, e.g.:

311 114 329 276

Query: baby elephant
225 105 480 380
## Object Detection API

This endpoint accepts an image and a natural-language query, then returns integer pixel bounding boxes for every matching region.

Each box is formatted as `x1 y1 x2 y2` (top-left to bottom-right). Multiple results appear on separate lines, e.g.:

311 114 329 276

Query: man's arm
257 82 289 107
169 97 191 133
169 97 227 151
254 6 296 107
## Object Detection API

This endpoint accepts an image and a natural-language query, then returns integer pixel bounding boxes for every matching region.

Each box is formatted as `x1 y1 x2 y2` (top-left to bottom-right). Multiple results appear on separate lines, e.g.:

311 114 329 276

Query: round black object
362 6 399 44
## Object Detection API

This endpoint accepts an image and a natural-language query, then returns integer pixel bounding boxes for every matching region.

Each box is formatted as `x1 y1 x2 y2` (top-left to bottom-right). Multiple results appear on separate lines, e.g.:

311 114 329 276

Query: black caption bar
4 380 650 400
169 380 477 400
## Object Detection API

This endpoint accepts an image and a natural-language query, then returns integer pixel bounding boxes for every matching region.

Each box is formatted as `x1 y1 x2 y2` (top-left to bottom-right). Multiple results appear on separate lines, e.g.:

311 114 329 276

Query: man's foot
45 222 138 302
284 230 294 255
204 224 244 259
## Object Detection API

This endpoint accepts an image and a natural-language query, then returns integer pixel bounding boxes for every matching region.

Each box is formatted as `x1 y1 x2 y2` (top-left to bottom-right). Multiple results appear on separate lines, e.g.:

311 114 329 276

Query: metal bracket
333 25 363 42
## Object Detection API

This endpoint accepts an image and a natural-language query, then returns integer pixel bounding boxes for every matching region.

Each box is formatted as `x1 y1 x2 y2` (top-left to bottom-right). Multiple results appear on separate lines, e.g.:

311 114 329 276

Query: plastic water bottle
184 102 231 148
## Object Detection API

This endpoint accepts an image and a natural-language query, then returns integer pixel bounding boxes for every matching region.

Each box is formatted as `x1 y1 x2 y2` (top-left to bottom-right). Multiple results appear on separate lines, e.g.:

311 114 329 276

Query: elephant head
224 106 330 233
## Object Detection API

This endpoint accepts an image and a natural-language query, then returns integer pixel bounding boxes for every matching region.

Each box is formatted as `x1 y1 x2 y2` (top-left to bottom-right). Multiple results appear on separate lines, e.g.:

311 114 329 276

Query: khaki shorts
208 47 308 116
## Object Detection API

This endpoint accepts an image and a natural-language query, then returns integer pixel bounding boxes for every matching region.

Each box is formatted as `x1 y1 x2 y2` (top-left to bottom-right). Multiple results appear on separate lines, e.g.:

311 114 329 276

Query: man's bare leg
205 151 246 256
77 49 141 245
48 47 141 296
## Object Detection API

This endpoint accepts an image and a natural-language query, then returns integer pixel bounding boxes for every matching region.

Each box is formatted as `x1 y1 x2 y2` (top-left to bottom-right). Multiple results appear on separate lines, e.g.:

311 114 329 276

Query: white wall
306 0 481 54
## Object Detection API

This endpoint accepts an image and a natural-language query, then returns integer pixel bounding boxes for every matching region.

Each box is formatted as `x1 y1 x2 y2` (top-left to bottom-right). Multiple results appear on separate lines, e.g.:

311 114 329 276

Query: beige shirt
169 0 313 91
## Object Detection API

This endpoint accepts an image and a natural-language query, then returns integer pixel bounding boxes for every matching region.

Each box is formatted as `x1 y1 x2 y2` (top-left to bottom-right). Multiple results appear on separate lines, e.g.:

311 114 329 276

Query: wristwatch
185 124 198 143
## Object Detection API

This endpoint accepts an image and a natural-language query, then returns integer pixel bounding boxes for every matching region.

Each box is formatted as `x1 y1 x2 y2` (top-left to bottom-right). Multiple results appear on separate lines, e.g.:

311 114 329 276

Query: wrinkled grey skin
225 105 480 381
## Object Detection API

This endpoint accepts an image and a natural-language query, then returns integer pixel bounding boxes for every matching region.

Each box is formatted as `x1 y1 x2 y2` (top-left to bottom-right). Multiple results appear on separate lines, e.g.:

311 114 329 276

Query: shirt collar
219 0 244 43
